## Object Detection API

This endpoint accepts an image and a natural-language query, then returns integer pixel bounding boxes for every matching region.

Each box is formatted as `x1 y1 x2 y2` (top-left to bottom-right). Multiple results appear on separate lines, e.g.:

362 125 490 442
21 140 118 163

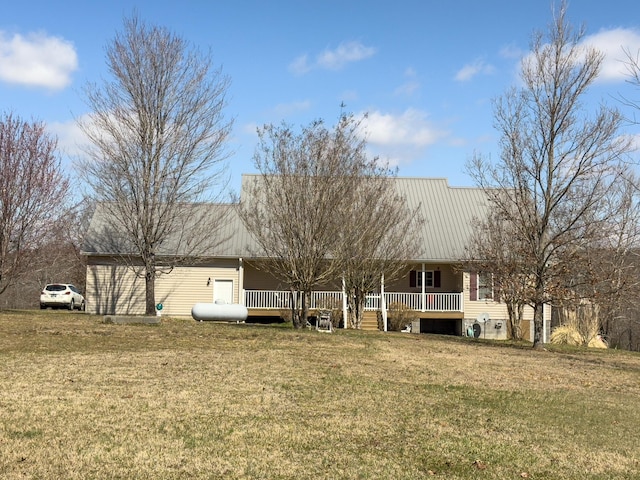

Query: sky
2 0 640 195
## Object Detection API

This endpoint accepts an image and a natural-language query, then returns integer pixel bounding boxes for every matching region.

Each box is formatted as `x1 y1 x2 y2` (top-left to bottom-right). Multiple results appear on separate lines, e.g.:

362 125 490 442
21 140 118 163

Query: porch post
542 303 547 343
238 258 244 305
381 274 387 332
342 277 348 329
421 263 426 312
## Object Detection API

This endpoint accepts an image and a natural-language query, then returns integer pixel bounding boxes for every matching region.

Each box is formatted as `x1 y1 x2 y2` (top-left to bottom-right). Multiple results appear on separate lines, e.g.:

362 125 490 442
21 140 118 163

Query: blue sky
2 0 640 194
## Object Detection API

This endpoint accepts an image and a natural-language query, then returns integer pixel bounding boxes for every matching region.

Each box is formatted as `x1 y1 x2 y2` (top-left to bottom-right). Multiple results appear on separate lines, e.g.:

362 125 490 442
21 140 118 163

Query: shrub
387 302 417 332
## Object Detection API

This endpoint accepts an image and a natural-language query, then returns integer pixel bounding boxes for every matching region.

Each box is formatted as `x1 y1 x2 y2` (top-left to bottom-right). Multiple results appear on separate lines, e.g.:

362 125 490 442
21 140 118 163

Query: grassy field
1 310 639 479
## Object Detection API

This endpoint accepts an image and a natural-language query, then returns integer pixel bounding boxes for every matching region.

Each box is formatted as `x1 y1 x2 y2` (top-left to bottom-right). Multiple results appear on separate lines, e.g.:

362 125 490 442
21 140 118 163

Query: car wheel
40 304 45 309
80 300 86 311
69 299 75 311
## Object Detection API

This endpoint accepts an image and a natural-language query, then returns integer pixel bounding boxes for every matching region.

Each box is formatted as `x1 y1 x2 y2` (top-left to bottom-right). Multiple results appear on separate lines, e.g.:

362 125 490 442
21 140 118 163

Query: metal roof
392 177 489 261
82 202 251 258
83 175 489 262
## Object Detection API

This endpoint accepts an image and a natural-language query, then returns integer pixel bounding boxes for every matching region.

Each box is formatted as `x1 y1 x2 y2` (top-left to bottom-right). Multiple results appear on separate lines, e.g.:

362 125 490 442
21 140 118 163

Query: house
82 175 550 341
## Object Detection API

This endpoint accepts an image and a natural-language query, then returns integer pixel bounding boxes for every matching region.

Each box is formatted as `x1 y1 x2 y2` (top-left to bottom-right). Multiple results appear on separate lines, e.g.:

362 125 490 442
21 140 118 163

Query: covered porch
242 289 464 331
239 261 465 330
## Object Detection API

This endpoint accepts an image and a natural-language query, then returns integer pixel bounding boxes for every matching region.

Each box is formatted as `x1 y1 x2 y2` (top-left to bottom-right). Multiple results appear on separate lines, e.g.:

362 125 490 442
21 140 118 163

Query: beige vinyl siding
86 263 145 315
464 271 526 320
463 272 550 341
85 259 240 316
154 266 239 316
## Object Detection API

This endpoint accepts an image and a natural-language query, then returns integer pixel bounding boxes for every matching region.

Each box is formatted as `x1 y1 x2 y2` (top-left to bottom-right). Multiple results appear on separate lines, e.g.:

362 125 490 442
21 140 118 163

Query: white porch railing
310 291 343 310
243 290 343 310
244 290 463 312
244 290 292 309
384 292 462 312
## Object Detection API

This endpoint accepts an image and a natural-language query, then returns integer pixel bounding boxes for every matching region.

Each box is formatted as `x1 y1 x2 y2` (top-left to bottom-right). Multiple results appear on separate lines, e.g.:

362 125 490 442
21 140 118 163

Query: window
410 270 441 288
417 271 434 288
470 272 493 301
478 272 493 300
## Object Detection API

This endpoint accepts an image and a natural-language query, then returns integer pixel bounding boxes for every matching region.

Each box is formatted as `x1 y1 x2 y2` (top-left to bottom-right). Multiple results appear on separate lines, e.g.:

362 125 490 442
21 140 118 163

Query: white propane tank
191 301 249 322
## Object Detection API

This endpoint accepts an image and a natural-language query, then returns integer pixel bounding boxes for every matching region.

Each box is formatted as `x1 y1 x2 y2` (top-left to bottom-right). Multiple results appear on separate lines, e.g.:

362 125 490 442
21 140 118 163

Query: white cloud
0 31 78 90
357 109 449 165
499 43 523 59
48 117 89 158
317 41 376 70
630 132 640 153
582 28 640 82
454 58 495 82
288 54 311 75
289 41 376 75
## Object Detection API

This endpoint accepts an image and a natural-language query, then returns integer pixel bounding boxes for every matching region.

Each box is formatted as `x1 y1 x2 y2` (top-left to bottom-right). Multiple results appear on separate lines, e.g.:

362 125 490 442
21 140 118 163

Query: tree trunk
533 301 545 349
515 303 524 341
352 290 365 329
301 290 310 329
506 301 524 340
291 290 311 329
506 302 516 339
145 266 156 315
290 290 302 329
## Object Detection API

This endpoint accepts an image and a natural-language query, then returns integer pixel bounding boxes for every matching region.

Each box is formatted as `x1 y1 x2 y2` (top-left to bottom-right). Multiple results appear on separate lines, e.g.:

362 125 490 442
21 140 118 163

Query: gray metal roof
82 202 252 258
392 177 489 261
83 175 489 262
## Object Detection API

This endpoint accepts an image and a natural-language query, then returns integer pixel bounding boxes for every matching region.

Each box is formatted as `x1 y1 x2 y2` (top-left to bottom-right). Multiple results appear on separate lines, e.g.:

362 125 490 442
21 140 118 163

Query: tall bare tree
241 113 413 329
338 176 422 329
78 15 232 315
240 115 360 328
464 201 533 340
0 112 70 298
468 3 632 348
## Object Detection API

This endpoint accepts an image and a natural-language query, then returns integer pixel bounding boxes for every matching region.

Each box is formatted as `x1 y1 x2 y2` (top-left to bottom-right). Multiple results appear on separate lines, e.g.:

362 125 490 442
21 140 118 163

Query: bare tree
0 112 71 299
584 174 640 349
78 15 232 315
468 3 632 348
240 113 400 329
338 176 422 329
620 46 640 126
464 202 533 340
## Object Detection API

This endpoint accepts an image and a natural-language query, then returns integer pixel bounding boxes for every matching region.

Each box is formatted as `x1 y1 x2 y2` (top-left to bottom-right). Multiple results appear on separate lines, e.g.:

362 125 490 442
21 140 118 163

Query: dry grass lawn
1 310 639 479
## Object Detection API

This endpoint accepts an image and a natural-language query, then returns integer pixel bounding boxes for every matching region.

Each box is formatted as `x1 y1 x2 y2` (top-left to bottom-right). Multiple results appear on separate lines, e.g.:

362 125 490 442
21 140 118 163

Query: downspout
381 273 387 332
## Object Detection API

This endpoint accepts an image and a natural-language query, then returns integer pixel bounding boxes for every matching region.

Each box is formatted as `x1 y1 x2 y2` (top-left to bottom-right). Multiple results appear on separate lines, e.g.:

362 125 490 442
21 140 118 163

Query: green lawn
1 310 639 479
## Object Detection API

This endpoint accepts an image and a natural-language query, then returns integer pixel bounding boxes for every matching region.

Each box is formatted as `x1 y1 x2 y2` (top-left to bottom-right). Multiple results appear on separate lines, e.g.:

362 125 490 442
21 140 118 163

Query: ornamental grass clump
552 302 606 348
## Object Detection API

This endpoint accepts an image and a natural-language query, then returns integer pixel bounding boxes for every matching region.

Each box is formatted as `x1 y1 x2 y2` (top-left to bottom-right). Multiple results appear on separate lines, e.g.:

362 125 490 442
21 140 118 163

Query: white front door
213 279 234 304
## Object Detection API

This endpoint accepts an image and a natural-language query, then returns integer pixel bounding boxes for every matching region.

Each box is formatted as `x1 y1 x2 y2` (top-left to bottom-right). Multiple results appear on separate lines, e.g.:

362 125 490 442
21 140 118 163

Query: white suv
40 284 86 311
